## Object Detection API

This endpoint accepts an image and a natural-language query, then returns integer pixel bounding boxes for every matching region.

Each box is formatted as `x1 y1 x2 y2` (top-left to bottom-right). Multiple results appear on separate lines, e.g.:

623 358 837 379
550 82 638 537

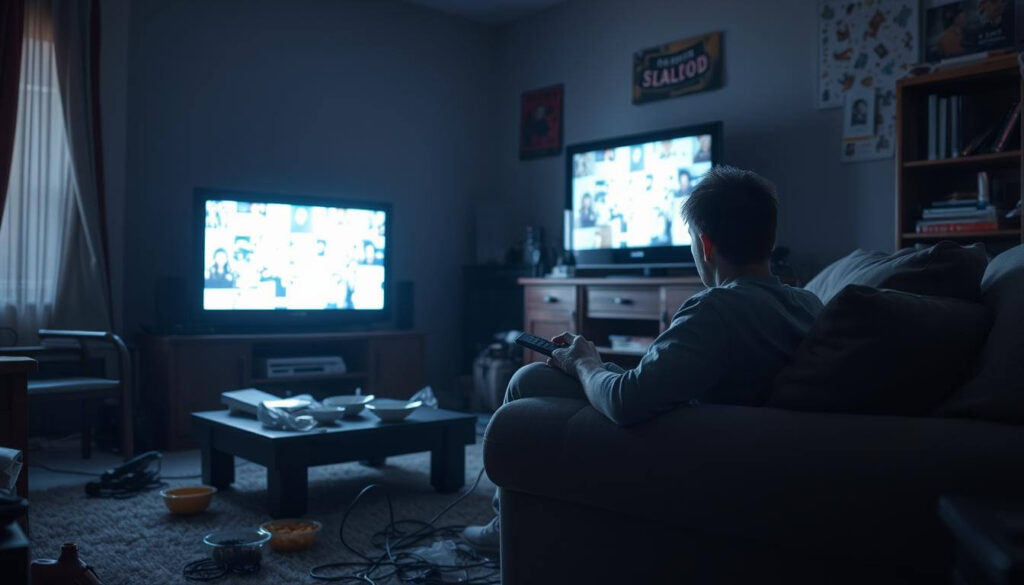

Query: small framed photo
843 87 877 140
519 84 564 160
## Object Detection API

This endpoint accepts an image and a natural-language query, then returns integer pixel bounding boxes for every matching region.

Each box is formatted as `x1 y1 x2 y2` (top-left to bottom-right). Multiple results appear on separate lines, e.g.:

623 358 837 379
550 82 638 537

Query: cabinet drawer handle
612 297 632 305
542 295 558 303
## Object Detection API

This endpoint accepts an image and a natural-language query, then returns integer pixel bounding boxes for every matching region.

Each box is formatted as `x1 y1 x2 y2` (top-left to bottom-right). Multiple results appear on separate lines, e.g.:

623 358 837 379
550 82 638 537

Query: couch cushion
939 245 1024 423
804 242 988 303
770 285 991 415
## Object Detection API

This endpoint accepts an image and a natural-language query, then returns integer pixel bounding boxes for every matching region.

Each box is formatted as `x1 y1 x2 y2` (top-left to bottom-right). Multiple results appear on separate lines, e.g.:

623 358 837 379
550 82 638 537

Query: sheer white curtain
0 0 76 343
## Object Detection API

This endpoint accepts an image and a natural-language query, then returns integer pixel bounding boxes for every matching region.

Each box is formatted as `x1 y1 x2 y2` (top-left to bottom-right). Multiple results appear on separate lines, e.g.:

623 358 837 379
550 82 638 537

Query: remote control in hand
514 332 567 357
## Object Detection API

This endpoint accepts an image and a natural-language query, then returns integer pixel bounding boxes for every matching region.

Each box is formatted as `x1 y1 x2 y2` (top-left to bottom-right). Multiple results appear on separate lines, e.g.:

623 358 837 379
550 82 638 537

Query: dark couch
483 244 1024 584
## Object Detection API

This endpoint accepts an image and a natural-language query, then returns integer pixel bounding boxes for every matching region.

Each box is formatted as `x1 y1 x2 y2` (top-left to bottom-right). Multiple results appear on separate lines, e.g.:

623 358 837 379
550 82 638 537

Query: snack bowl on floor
203 529 272 570
160 485 217 515
365 399 423 422
259 518 323 551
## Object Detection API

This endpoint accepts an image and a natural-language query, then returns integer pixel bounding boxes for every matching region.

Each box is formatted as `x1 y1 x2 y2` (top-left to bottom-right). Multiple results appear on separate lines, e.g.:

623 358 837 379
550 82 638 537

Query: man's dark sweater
583 276 823 425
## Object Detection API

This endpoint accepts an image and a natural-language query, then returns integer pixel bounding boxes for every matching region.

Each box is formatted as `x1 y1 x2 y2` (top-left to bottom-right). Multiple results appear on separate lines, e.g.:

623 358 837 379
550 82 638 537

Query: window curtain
50 0 112 333
0 0 24 223
0 0 76 342
0 0 111 343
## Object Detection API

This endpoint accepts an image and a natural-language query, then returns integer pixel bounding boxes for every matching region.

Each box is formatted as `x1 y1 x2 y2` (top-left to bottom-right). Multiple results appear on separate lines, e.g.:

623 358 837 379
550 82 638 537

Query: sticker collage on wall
819 0 920 162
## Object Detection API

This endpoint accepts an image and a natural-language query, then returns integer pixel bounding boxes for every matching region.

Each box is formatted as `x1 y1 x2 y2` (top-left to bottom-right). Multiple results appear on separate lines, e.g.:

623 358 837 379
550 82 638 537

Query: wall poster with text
633 32 724 105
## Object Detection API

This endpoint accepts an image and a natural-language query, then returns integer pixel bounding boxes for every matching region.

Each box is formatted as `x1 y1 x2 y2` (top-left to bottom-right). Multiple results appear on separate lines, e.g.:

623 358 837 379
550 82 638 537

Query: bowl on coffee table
323 394 375 418
365 399 422 422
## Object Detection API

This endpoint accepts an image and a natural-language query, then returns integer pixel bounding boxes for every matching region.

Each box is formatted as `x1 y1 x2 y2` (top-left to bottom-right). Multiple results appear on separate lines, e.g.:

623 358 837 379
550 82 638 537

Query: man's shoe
460 516 500 555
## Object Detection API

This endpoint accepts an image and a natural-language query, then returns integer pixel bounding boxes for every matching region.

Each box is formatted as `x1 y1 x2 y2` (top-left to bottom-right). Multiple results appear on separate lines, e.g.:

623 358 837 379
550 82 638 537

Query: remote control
514 332 567 357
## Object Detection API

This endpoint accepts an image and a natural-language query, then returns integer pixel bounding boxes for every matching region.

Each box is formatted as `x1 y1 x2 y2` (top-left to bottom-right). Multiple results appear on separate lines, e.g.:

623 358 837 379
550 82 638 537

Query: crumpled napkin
257 397 317 432
0 447 23 495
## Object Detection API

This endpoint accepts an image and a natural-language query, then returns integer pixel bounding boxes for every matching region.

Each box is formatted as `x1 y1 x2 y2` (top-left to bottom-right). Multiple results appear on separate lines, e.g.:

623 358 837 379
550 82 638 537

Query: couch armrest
484 398 1024 563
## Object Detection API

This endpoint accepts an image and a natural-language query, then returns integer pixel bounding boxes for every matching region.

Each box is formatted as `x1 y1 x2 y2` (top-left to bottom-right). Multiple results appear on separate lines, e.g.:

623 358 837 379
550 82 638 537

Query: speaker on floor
397 280 414 330
155 276 188 332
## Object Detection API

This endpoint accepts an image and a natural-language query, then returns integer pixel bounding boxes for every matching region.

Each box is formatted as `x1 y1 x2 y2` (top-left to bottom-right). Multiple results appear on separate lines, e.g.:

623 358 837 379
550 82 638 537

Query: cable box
264 356 347 378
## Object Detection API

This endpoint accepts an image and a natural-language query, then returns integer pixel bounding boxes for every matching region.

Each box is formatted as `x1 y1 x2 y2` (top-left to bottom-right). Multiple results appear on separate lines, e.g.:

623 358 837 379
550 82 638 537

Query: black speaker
397 280 414 330
155 276 188 332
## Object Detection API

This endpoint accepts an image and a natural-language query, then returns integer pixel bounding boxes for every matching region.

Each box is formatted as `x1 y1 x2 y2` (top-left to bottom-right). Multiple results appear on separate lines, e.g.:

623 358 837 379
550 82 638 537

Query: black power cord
84 451 166 499
309 468 499 584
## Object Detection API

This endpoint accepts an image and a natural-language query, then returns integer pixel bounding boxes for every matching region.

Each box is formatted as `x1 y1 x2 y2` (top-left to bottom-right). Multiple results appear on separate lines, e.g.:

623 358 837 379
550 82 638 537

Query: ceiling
403 0 567 24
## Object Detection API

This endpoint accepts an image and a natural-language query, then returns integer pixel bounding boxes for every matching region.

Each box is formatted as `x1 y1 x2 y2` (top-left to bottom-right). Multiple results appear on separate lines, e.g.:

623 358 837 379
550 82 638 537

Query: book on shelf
915 220 999 234
928 94 938 160
992 101 1021 153
923 93 1019 159
921 204 995 219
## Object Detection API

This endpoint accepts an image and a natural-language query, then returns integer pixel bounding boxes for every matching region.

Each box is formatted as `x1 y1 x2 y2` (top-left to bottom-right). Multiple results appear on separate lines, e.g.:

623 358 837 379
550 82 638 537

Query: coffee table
191 408 476 517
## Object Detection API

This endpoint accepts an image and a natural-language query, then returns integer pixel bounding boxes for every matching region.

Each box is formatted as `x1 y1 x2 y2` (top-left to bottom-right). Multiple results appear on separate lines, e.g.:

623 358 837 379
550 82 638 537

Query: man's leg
463 362 586 555
503 361 586 404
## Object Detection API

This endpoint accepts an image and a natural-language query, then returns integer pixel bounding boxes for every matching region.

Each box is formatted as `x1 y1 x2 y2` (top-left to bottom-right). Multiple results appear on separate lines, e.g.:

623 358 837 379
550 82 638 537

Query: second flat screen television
567 121 722 267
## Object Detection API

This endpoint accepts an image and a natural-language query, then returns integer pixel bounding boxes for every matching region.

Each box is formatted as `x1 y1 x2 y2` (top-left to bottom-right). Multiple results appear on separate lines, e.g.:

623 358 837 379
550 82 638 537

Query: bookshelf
896 53 1024 252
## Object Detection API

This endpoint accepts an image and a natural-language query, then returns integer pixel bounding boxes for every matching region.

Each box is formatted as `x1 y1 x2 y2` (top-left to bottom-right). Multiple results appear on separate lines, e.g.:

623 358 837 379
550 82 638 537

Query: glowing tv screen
200 195 387 312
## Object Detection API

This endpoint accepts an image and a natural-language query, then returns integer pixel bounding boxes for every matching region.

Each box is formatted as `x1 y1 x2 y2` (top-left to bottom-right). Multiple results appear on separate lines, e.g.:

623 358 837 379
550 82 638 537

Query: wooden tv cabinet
139 330 425 449
519 277 704 366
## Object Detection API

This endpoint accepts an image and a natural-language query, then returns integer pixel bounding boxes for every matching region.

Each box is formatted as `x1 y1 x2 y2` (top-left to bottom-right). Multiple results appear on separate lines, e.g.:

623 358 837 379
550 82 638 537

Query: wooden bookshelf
896 53 1023 252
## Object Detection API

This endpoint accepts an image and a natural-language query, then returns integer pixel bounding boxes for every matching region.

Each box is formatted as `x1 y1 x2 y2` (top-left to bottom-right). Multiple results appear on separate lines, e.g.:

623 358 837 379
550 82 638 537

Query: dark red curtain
0 0 24 227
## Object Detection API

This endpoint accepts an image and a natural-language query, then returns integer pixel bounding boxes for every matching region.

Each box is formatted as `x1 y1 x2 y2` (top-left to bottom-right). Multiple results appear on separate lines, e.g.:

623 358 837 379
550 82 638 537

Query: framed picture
924 0 1019 63
519 84 564 160
633 32 724 105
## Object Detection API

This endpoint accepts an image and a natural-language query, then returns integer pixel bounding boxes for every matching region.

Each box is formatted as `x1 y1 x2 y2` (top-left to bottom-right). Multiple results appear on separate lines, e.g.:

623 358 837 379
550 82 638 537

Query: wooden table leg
267 465 308 517
201 444 234 489
431 431 465 493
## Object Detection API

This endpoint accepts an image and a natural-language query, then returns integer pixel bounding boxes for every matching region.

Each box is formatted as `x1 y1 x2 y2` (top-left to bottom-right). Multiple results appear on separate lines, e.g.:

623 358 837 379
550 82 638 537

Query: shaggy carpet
28 442 497 584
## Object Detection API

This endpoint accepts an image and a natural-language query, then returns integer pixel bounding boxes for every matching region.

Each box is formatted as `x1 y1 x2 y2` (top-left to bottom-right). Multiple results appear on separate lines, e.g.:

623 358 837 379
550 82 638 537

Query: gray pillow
939 245 1024 423
771 285 991 416
805 242 989 304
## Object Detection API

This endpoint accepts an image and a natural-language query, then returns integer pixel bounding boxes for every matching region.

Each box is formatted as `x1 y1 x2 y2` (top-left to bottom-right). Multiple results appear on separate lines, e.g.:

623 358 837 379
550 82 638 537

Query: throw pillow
770 285 991 416
938 245 1024 423
804 242 988 304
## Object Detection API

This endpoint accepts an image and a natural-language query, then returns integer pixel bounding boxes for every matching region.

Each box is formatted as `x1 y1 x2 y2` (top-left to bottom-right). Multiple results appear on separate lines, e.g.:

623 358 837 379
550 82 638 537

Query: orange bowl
260 519 322 551
160 485 216 515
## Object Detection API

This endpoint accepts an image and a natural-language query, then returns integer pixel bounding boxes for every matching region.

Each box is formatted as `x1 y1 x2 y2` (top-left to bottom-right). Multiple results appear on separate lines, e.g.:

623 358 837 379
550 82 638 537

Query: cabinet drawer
524 285 576 312
660 285 704 329
587 286 660 319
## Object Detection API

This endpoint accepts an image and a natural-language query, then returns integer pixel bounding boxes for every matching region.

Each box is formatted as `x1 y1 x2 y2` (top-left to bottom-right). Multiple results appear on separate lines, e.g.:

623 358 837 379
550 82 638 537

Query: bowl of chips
259 518 322 552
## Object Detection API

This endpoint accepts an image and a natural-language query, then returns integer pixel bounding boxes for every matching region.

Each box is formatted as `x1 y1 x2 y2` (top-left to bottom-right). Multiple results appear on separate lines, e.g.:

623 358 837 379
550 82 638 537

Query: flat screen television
193 189 391 330
566 121 722 267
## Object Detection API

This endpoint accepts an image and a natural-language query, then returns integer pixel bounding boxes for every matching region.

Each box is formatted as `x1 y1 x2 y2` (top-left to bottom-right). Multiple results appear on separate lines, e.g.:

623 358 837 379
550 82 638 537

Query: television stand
139 330 424 449
519 276 703 367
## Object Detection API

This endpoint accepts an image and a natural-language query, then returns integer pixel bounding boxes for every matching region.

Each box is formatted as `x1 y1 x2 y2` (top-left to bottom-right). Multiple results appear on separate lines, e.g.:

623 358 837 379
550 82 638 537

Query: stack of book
916 198 998 234
926 94 1020 160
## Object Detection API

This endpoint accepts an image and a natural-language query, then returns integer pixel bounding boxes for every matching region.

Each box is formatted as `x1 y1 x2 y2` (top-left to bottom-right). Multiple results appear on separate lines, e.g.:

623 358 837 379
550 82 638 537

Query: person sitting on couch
461 165 824 554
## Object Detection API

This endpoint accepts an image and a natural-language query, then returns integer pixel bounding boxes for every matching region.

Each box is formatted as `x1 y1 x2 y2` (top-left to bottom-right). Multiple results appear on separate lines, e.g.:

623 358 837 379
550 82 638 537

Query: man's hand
546 332 602 379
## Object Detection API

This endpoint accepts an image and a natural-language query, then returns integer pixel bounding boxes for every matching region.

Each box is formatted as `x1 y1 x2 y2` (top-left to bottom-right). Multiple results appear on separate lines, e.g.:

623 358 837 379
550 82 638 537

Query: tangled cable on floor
309 467 499 584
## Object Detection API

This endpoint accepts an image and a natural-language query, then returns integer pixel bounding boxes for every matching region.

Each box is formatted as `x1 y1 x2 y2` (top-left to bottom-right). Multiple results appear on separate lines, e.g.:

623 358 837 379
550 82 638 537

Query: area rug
28 442 497 584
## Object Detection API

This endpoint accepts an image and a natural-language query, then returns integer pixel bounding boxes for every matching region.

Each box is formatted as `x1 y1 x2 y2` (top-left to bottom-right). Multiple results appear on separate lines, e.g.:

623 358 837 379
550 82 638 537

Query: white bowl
323 394 375 417
304 406 347 424
365 399 423 422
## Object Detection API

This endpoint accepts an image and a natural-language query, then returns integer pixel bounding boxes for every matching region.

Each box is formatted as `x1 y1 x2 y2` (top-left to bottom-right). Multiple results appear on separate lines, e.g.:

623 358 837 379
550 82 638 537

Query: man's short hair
681 166 778 265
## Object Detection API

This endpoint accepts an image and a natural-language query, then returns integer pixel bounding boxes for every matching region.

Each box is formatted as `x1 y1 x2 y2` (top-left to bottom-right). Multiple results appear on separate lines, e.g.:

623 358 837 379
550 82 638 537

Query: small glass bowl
202 528 272 570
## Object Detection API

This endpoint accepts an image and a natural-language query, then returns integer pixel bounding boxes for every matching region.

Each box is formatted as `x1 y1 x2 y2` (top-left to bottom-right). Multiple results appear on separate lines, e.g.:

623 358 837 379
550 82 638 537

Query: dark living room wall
485 0 897 278
121 0 497 393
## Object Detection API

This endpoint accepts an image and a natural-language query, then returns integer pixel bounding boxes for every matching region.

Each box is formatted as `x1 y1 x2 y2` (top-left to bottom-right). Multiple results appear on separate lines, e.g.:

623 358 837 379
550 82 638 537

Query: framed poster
924 0 1017 63
633 32 724 105
519 84 564 160
819 0 919 161
818 0 919 109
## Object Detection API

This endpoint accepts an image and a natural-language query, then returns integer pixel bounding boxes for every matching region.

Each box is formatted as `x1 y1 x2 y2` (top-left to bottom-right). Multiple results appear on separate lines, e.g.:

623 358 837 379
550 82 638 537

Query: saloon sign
633 32 723 104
